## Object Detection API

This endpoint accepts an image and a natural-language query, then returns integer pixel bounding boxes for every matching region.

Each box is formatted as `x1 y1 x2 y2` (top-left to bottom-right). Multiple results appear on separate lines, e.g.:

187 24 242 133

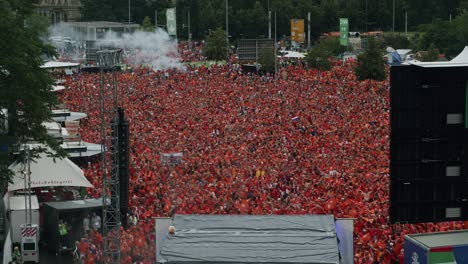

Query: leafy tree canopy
204 28 228 61
0 0 66 190
80 0 466 42
355 37 386 81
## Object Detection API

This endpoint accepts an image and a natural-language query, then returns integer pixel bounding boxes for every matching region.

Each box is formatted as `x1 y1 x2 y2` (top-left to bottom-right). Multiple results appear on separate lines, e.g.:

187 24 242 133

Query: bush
355 38 386 81
305 47 332 71
383 34 411 49
419 44 439 61
305 37 344 71
203 28 228 61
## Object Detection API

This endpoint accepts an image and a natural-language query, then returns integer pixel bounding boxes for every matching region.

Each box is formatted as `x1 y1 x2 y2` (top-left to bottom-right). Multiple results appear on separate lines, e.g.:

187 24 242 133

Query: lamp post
268 0 271 39
392 0 395 32
226 0 229 46
365 0 368 33
128 0 131 24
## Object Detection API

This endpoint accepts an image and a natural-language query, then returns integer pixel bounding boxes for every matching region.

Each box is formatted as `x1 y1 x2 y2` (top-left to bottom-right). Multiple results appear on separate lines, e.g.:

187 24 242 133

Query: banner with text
339 18 349 46
291 19 305 43
166 8 177 36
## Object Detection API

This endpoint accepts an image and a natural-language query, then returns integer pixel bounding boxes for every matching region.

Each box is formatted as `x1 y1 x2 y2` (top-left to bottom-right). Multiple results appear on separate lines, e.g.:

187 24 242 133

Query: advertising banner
291 19 305 43
339 18 349 46
166 8 177 36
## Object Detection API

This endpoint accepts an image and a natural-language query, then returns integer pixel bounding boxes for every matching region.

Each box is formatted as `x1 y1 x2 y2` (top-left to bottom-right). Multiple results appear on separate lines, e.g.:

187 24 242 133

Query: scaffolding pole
98 49 122 264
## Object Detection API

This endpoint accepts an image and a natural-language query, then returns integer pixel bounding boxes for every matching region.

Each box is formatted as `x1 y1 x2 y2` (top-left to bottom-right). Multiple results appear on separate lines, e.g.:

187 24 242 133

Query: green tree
420 44 439 61
0 0 65 189
355 37 386 81
141 16 154 31
318 37 346 56
258 47 275 72
305 46 332 71
204 28 228 61
383 34 411 49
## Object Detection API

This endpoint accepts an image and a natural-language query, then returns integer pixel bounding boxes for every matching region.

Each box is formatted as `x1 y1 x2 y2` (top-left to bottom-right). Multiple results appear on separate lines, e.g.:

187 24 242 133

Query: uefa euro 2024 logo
411 252 420 264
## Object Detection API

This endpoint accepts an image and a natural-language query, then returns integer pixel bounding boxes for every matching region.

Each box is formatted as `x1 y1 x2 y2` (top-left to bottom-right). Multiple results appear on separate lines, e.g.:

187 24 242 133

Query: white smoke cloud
48 23 185 71
111 29 185 71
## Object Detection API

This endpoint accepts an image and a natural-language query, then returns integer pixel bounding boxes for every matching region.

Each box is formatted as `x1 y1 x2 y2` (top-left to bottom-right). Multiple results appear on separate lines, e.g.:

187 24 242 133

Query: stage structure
237 39 275 62
155 214 354 264
98 49 122 263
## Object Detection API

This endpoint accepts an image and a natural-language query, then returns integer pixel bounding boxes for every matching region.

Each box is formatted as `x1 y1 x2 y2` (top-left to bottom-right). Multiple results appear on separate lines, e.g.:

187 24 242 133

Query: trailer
8 195 40 244
404 230 468 264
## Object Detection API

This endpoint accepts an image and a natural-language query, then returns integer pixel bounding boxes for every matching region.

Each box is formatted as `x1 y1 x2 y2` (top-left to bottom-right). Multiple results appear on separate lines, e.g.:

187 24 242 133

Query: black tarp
158 214 339 264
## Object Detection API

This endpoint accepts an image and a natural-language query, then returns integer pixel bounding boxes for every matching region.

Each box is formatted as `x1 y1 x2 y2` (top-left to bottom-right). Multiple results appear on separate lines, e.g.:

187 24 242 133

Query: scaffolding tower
98 49 122 263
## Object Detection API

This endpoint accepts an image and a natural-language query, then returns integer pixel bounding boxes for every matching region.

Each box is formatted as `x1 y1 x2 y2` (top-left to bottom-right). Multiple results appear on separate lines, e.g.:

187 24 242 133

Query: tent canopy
8 153 93 191
406 46 468 67
158 214 339 264
41 61 80 69
282 51 306 58
450 46 468 63
44 198 104 211
51 110 87 122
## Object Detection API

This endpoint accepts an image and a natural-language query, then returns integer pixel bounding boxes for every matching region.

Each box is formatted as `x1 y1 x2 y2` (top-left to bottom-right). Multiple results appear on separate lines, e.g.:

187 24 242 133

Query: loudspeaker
116 108 130 222
390 65 468 223
118 119 129 213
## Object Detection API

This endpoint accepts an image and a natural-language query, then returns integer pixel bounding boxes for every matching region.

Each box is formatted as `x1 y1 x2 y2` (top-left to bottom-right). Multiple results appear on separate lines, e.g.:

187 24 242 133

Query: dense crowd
177 41 206 62
59 59 467 263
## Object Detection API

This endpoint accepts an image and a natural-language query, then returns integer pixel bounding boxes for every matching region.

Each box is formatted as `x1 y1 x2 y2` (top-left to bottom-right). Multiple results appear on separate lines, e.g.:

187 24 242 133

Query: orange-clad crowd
58 54 468 263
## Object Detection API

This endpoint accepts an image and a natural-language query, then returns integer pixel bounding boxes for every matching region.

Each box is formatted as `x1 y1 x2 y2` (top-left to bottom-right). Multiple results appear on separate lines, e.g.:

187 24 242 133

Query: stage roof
158 214 339 264
44 198 104 211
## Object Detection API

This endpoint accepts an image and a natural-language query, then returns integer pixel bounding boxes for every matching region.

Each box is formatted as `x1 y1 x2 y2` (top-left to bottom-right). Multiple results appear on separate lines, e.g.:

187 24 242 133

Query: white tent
52 85 66 92
283 51 305 58
41 61 80 69
450 46 468 63
8 153 93 191
51 110 87 122
407 46 468 67
61 141 104 157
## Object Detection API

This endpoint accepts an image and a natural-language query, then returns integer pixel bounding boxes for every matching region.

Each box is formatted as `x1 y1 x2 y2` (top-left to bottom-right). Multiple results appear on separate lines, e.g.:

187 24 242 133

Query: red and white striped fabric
21 227 38 237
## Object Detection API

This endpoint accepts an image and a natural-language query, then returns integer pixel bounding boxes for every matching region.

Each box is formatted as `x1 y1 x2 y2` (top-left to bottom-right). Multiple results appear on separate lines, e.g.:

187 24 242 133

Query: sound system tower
390 64 468 223
112 108 130 228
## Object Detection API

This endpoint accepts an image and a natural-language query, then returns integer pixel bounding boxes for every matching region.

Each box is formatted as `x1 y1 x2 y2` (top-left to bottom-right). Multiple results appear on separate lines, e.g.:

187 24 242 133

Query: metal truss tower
98 49 122 263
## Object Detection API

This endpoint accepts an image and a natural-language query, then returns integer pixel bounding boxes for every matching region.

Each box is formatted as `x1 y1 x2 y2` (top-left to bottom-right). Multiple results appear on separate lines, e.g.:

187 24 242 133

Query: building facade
36 0 82 24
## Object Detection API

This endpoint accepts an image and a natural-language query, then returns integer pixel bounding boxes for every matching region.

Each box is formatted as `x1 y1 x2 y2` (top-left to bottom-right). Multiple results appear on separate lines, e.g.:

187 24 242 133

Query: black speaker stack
390 64 468 223
112 107 130 228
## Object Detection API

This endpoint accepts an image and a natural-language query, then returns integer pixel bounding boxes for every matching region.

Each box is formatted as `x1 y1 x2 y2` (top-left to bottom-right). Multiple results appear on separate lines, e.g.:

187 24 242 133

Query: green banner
340 18 348 47
166 8 177 36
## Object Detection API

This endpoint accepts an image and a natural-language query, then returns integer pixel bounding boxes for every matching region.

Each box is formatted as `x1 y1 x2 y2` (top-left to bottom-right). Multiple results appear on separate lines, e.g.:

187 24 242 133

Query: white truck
9 195 40 244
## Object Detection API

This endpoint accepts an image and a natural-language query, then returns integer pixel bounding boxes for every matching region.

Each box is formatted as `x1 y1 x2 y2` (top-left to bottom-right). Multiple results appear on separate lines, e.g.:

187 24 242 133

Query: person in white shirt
83 213 90 234
91 212 101 231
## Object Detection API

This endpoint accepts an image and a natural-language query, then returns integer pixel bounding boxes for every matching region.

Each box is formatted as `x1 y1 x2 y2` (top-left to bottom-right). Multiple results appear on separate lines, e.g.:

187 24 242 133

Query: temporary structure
450 46 468 63
157 214 340 264
8 153 93 191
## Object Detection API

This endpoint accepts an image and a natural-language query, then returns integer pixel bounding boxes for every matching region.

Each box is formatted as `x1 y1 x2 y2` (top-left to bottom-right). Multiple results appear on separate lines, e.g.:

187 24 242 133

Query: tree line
81 0 468 41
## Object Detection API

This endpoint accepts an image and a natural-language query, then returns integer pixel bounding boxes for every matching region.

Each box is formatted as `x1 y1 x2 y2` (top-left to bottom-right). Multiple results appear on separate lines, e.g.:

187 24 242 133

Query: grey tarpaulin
158 214 339 264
